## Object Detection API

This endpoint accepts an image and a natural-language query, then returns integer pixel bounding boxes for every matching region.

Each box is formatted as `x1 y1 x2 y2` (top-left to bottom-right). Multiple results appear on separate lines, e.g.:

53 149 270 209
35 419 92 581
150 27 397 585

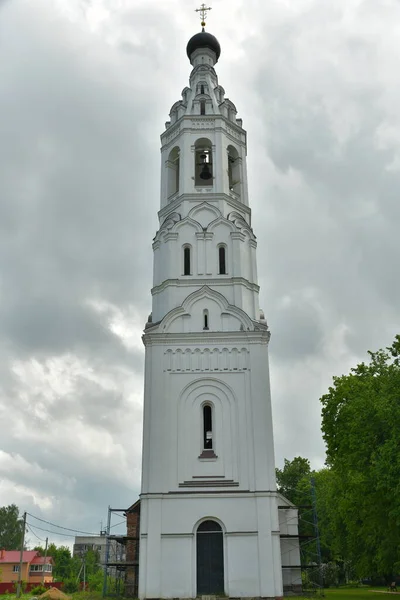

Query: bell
200 163 212 180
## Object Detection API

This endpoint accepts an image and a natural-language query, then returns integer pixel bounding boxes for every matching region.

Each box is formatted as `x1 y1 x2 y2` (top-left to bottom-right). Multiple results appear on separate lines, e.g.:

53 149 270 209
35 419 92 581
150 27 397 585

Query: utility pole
16 512 27 598
41 537 48 585
102 507 111 597
83 554 86 592
311 477 324 595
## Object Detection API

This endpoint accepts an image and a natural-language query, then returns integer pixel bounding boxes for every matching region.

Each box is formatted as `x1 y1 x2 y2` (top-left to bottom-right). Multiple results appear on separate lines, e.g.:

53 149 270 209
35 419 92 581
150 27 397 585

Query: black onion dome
186 31 221 61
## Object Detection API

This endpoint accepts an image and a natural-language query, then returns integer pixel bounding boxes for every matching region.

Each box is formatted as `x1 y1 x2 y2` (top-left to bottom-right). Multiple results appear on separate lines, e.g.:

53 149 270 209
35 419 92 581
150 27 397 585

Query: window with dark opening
184 247 191 275
219 246 226 275
201 85 205 94
203 309 209 330
200 101 206 115
203 405 212 449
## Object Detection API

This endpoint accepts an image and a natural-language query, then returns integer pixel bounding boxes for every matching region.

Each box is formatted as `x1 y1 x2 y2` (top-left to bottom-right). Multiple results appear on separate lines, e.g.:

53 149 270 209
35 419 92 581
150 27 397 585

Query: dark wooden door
196 520 224 595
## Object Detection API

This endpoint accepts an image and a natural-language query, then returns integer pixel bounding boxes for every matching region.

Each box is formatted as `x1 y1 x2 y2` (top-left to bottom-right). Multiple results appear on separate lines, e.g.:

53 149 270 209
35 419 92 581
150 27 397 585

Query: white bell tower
139 12 284 600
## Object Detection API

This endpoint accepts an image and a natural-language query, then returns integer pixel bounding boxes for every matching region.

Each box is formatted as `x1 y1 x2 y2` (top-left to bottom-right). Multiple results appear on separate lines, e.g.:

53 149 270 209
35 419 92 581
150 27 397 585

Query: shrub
62 579 79 593
31 584 47 595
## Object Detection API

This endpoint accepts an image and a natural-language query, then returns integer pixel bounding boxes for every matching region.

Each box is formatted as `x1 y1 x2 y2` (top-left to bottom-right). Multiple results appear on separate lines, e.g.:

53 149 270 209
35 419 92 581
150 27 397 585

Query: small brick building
125 500 140 597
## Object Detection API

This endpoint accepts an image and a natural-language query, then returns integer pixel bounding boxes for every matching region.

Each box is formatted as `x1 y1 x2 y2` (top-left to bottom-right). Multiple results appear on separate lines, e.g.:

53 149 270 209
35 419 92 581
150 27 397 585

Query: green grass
325 588 392 600
0 586 395 600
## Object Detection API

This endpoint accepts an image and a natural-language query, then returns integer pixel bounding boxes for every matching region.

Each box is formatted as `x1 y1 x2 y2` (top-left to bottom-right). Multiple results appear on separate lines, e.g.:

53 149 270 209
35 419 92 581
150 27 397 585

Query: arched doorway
196 520 224 595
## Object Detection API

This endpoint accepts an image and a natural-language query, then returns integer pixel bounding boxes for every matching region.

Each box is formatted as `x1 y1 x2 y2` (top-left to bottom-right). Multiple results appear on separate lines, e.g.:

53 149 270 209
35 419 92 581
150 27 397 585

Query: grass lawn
325 588 393 600
0 587 396 600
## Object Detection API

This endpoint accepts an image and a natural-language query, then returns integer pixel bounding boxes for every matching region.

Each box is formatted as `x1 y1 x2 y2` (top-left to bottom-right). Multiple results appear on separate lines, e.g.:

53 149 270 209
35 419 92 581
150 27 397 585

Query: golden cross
195 3 212 28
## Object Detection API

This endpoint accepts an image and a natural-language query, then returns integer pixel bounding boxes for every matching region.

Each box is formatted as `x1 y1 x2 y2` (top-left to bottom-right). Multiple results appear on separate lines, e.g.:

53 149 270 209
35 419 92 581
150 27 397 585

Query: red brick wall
0 582 63 595
125 501 140 597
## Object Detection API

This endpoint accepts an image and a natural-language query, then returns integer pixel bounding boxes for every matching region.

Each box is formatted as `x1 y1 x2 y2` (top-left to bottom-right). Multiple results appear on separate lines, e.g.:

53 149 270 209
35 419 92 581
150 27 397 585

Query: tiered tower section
139 29 283 600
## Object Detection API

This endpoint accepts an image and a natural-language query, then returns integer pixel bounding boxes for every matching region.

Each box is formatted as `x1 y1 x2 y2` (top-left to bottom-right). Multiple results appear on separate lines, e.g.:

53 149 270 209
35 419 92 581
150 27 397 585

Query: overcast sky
0 0 399 546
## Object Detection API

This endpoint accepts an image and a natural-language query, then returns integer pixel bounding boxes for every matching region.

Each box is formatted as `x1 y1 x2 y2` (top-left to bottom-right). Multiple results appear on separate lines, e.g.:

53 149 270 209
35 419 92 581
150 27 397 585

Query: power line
26 523 46 543
110 520 126 529
27 512 99 536
26 522 79 539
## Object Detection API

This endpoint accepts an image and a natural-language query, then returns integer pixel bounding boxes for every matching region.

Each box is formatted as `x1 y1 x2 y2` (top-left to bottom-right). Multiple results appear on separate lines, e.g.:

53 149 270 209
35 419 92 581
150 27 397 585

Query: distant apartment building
73 534 126 575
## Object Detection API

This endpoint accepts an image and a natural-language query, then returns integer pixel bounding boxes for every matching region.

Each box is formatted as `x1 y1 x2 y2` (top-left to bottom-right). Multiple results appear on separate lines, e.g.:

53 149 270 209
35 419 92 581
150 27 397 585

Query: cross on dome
195 3 212 29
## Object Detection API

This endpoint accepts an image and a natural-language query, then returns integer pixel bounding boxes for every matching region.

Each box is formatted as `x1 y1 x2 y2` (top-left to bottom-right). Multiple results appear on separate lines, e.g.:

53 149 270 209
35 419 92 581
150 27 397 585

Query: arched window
200 84 205 95
218 246 226 275
203 309 209 330
200 101 206 115
195 138 213 187
167 146 180 198
227 145 240 197
203 405 213 449
183 246 191 275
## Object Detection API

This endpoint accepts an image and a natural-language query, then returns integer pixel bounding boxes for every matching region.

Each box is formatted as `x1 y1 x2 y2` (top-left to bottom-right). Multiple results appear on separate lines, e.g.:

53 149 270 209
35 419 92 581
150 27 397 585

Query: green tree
276 456 312 506
83 549 100 578
44 544 75 581
320 335 400 579
0 505 24 550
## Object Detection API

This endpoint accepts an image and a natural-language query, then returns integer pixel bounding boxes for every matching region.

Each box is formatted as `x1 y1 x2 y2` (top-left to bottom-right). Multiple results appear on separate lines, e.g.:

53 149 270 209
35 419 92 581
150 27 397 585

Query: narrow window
203 309 209 330
184 246 191 275
203 405 213 449
219 246 226 275
200 101 206 115
200 84 205 94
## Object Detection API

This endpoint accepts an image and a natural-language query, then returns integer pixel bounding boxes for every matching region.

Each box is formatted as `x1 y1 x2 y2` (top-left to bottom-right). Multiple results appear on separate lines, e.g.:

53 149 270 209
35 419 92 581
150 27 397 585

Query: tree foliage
320 335 400 578
276 456 311 506
34 543 100 583
0 505 23 550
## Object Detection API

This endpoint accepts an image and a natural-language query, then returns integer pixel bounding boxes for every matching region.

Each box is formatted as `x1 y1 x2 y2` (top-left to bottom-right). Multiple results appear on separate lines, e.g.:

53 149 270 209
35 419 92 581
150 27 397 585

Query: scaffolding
102 507 139 598
278 478 325 597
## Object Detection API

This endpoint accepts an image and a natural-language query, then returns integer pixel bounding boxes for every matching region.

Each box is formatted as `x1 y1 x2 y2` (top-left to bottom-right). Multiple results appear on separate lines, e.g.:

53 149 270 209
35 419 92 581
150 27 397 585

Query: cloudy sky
0 0 399 545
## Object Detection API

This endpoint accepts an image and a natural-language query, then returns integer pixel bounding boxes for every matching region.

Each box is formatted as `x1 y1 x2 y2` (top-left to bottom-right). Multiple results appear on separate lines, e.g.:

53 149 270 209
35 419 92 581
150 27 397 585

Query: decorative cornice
142 329 271 347
179 480 239 488
230 231 246 241
161 123 181 146
151 277 260 296
158 192 251 220
161 115 247 148
163 232 179 242
140 490 280 499
164 346 250 373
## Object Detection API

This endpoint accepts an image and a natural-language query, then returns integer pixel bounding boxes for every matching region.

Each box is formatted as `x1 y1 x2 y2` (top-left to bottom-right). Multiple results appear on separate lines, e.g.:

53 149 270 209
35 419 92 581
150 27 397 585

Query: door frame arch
192 517 227 597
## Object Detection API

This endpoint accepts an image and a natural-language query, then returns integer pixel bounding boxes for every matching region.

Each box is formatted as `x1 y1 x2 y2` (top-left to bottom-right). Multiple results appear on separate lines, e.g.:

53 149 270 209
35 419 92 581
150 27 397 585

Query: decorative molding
191 119 215 129
141 490 279 498
179 479 239 488
162 124 181 146
225 531 258 537
160 212 181 231
160 533 194 538
143 329 271 347
164 347 249 372
151 276 260 296
163 232 179 242
228 211 256 240
159 285 255 333
226 125 242 140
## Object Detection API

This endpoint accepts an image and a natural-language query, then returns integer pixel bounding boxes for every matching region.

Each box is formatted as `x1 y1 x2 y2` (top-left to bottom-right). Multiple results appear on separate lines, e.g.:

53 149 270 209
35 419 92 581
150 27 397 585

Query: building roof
0 550 37 564
31 555 53 565
0 550 53 564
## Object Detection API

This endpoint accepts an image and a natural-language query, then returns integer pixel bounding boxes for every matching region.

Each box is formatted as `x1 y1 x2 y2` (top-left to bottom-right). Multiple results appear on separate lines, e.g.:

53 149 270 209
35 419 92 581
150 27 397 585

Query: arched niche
227 145 240 197
167 146 180 198
194 138 213 187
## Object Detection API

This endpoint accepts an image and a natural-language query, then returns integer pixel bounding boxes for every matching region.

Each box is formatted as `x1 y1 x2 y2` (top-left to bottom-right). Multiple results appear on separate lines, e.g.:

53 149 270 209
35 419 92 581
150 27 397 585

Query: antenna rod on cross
195 3 212 30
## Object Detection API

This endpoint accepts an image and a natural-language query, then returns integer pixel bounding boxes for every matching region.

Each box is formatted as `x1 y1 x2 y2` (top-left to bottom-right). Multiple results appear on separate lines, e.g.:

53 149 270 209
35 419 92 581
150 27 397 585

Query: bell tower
139 10 284 599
